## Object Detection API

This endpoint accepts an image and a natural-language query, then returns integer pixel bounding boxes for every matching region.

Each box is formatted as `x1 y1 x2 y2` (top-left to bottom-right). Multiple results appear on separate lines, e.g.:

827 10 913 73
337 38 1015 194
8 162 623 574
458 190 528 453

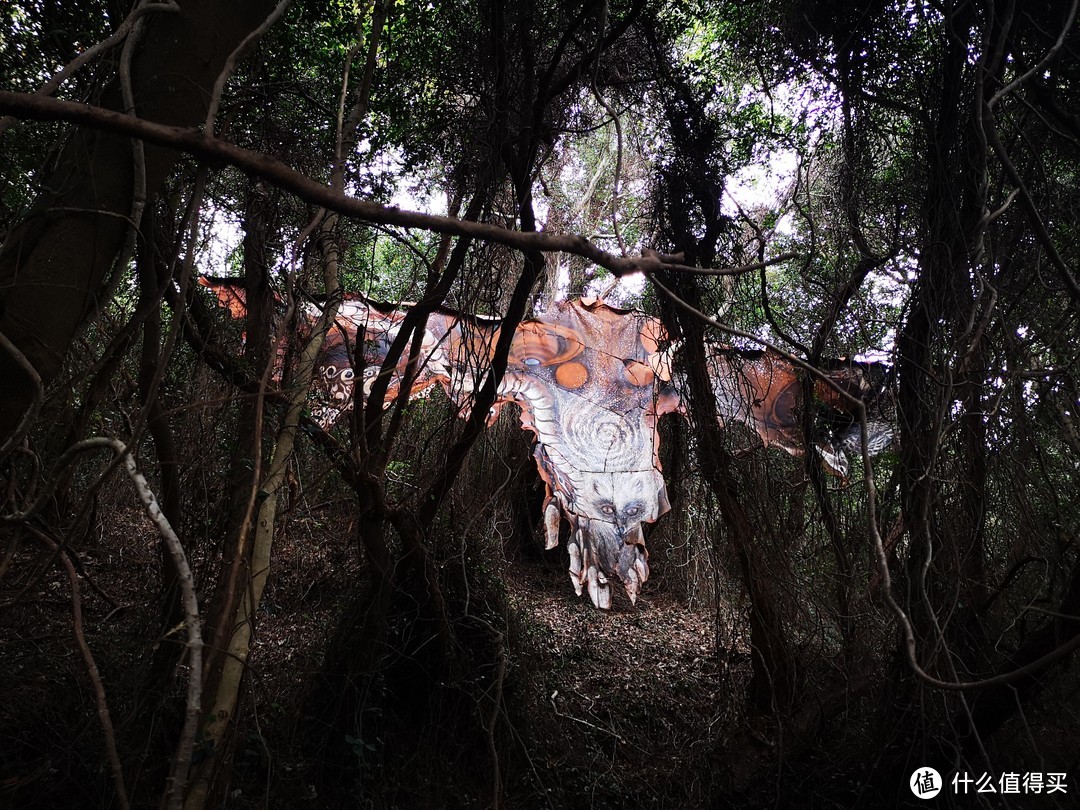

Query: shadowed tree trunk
659 276 799 715
895 0 984 677
0 0 276 441
644 17 798 713
961 558 1080 748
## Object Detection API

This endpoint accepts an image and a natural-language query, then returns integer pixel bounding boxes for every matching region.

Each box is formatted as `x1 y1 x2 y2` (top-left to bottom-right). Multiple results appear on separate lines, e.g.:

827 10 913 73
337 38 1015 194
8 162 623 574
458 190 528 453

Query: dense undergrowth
3 402 1077 809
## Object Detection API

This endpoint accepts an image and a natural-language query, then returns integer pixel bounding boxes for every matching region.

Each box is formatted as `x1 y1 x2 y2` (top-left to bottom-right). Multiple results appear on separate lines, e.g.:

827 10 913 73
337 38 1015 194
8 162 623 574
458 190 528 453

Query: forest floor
0 490 752 809
242 546 748 809
496 560 736 808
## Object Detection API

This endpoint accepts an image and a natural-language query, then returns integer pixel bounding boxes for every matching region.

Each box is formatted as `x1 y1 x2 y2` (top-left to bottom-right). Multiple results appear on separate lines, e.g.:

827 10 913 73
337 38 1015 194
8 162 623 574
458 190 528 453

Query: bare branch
107 437 203 810
205 0 293 137
1 436 201 805
988 0 1079 109
30 528 131 810
0 92 764 279
983 104 1080 306
0 331 43 462
654 249 800 276
0 0 180 138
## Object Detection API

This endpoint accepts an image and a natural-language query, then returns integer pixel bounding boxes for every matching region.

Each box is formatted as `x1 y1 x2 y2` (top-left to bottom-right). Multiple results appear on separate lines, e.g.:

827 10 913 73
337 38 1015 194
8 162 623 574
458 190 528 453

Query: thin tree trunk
182 182 278 809
660 277 798 714
136 203 185 647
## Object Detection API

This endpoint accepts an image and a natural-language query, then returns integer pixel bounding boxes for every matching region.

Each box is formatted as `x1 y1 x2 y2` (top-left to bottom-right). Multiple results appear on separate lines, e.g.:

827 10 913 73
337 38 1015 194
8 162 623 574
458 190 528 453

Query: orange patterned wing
311 299 471 427
706 346 895 478
198 276 249 320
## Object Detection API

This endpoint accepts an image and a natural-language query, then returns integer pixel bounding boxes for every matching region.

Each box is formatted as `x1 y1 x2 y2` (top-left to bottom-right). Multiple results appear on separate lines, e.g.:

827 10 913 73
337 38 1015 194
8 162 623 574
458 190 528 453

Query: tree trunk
895 0 984 673
658 274 798 714
0 0 277 441
962 559 1080 747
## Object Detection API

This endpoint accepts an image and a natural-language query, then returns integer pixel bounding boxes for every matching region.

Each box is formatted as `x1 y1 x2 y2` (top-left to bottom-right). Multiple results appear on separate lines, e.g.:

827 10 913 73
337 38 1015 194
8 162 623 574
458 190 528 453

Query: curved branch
30 528 131 810
0 92 761 279
0 331 43 462
205 0 293 137
0 0 180 138
104 437 203 810
1 437 201 805
983 104 1080 306
663 250 800 276
988 0 1079 109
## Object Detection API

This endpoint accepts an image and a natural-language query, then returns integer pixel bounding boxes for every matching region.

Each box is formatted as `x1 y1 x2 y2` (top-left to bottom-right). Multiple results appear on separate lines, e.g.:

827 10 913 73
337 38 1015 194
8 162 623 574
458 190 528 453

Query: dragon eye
342 369 354 381
600 504 615 516
624 506 641 517
523 357 541 366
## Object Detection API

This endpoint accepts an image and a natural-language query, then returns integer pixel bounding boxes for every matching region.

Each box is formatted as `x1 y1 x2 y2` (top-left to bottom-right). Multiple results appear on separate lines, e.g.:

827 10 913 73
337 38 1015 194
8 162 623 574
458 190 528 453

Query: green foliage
0 1 111 228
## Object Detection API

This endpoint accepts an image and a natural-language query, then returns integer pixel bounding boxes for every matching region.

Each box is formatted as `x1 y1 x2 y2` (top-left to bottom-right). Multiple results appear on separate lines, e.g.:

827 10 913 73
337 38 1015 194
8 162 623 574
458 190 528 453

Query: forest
1 0 1079 807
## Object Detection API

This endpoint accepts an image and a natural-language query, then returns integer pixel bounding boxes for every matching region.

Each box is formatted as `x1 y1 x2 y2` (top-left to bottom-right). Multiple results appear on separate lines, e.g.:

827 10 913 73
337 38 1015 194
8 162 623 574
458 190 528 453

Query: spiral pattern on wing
551 396 651 474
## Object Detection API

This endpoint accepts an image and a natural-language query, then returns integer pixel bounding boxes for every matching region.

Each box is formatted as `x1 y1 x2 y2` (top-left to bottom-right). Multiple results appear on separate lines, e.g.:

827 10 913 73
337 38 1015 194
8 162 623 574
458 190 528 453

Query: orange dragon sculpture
200 277 893 608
